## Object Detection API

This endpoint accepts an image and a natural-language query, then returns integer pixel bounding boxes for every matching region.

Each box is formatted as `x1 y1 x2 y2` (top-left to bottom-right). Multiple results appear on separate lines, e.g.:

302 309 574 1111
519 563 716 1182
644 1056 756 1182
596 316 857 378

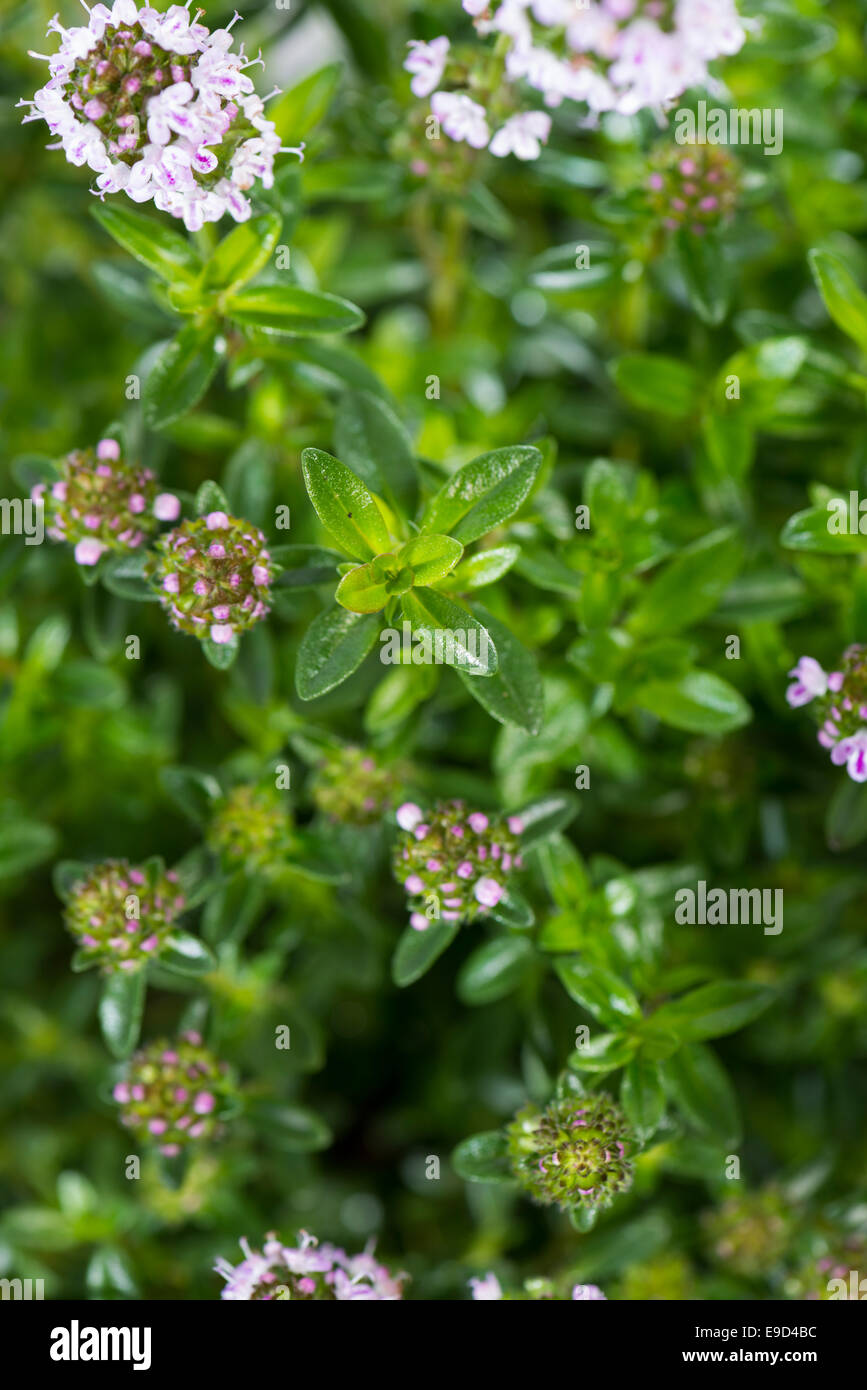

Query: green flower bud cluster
64 857 184 973
35 437 179 566
207 784 292 871
312 746 397 826
507 1094 634 1215
703 1187 792 1279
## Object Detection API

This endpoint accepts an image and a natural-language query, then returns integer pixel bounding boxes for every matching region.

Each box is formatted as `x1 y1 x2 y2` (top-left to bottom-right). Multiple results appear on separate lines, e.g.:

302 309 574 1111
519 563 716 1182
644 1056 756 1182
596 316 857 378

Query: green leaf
489 886 535 929
532 835 589 912
335 561 392 613
441 544 520 591
91 203 202 284
634 670 752 734
461 181 515 240
567 1032 638 1074
55 661 126 709
98 969 145 1059
194 480 231 518
269 62 342 140
514 548 583 597
203 213 282 294
647 982 776 1042
452 1129 513 1183
301 447 391 560
85 1247 139 1300
402 590 497 676
272 544 342 589
334 389 418 509
251 1101 332 1153
621 1056 666 1137
421 445 542 544
392 917 461 987
628 529 743 637
143 321 223 430
456 936 535 1005
660 1042 741 1143
159 931 215 977
225 284 364 335
100 553 159 604
203 637 239 669
513 793 577 849
0 819 58 878
673 227 730 326
612 354 700 418
396 534 463 587
808 248 867 355
456 605 542 732
701 410 754 485
53 860 91 901
555 958 642 1028
296 605 381 700
780 501 867 554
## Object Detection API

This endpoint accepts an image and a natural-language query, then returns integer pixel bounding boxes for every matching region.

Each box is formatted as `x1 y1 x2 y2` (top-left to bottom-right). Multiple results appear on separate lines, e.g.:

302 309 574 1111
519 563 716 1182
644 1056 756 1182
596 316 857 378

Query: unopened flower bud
147 512 274 646
392 800 523 930
62 857 185 972
42 440 177 566
507 1094 634 1214
115 1033 236 1150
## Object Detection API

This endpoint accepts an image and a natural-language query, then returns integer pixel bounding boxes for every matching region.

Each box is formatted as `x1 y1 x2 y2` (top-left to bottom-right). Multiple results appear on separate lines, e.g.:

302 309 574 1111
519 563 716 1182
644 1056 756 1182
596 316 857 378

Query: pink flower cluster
147 510 275 647
34 437 179 567
21 2 303 230
787 649 867 782
114 1030 234 1155
215 1231 406 1300
405 0 747 160
63 857 185 972
645 142 739 236
393 799 523 931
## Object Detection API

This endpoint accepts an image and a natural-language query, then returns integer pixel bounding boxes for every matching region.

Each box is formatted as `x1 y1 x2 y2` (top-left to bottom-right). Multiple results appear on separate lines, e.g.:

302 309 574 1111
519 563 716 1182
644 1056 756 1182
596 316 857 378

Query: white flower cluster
21 1 303 231
405 0 747 160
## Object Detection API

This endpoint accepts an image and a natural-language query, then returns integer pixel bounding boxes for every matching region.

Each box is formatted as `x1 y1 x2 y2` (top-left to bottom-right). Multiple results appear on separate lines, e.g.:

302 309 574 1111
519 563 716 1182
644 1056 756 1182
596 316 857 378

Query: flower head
114 1031 235 1153
215 1231 405 1300
645 143 740 236
147 511 274 646
507 1093 634 1214
62 857 184 972
431 91 490 149
786 656 831 709
489 110 552 161
406 0 748 167
404 37 449 98
36 438 178 565
311 746 398 826
207 784 292 870
392 799 523 930
788 645 867 781
702 1187 792 1279
21 4 303 230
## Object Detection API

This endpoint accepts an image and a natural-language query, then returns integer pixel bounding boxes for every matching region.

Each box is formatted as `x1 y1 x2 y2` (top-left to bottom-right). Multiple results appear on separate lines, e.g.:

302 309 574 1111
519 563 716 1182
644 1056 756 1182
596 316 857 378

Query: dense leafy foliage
1 0 866 1302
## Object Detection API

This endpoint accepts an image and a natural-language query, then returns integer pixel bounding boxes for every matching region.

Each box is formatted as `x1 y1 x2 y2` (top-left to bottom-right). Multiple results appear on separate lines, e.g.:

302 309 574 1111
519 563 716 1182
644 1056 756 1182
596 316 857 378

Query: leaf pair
335 535 464 614
92 205 364 430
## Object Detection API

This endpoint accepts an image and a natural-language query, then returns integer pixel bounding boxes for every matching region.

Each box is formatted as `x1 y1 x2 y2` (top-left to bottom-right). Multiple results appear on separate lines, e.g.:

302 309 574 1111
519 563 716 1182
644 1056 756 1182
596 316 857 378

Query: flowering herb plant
2 0 866 1307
